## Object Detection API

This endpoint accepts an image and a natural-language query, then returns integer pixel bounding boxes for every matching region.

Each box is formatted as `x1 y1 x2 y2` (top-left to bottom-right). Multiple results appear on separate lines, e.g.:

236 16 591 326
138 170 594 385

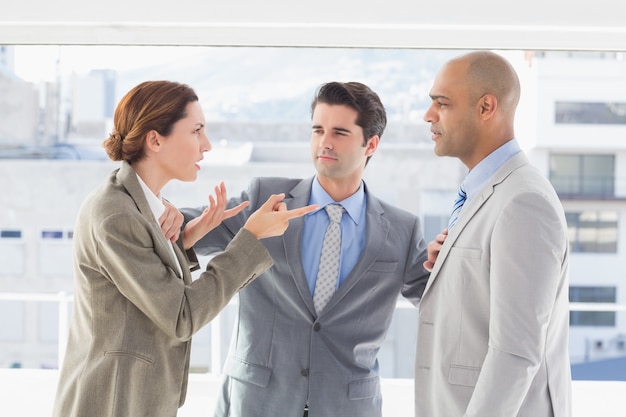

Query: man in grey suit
183 81 430 417
417 51 572 416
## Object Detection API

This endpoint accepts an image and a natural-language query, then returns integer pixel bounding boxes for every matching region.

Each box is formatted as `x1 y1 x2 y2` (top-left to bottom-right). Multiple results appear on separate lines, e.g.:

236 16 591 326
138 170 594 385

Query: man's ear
365 135 379 157
479 93 498 119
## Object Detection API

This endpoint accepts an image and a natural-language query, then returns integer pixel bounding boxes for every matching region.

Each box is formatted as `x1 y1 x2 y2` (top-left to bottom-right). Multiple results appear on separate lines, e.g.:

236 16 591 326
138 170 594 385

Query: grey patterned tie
448 182 467 230
313 204 344 314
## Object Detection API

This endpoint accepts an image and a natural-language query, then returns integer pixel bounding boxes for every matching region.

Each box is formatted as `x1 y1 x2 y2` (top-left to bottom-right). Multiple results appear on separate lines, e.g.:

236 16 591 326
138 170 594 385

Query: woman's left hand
181 182 249 249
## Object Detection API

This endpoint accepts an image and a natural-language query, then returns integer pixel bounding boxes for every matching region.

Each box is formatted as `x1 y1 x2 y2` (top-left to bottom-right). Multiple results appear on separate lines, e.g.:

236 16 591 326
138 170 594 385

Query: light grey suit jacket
184 177 429 417
415 152 572 417
53 161 273 417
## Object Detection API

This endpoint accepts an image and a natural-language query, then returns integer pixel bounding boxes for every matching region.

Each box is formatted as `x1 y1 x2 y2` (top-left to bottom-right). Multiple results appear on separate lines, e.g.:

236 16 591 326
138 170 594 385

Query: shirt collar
135 172 166 221
309 176 366 225
463 138 521 201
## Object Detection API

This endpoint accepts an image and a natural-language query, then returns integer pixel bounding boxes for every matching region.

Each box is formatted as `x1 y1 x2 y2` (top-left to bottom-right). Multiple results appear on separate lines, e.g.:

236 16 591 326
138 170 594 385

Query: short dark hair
311 81 387 147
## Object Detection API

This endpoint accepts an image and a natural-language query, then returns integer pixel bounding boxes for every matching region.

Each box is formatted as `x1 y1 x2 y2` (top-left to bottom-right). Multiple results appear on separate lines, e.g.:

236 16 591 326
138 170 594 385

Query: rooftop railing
2 292 626 415
2 292 626 373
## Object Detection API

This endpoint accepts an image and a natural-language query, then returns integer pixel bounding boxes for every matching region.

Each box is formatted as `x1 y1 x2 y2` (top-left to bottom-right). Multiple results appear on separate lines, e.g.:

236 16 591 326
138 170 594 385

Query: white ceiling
1 0 626 51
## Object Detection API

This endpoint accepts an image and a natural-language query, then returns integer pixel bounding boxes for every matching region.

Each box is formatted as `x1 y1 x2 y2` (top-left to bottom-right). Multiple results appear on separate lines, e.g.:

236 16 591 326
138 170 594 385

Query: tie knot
459 181 467 195
448 182 467 230
325 204 344 224
455 184 467 203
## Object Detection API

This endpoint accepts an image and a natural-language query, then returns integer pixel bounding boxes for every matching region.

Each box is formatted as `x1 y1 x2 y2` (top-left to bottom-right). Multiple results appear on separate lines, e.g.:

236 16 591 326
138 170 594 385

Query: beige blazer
52 161 273 417
415 152 572 417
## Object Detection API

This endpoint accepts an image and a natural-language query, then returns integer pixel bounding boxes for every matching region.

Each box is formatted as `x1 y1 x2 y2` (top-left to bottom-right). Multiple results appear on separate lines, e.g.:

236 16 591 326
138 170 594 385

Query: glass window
550 154 615 198
566 211 618 253
38 302 59 342
555 102 626 124
0 229 22 239
1 44 626 390
41 230 63 239
423 215 448 243
570 286 617 327
0 301 25 342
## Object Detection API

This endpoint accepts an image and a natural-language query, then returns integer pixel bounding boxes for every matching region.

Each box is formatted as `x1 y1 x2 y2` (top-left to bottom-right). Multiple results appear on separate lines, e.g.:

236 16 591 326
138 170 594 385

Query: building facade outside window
555 102 626 125
570 286 617 327
550 154 615 199
565 211 619 253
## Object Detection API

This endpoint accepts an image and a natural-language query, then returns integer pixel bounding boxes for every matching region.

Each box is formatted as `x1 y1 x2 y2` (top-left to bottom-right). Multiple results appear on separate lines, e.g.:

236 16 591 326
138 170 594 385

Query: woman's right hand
243 194 318 239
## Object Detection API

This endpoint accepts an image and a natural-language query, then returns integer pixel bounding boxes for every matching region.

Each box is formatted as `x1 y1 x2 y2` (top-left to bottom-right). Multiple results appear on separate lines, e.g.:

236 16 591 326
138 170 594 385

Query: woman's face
157 101 211 182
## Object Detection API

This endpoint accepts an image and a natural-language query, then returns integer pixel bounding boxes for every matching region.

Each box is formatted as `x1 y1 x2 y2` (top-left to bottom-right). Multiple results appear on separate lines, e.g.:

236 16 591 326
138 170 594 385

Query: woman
52 80 316 417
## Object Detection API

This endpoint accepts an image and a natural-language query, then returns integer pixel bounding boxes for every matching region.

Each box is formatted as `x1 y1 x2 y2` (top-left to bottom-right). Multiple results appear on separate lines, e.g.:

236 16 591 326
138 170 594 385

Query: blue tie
448 183 467 230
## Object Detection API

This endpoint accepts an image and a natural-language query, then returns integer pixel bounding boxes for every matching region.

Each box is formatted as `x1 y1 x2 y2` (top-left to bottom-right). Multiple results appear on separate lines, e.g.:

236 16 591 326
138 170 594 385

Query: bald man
416 51 572 416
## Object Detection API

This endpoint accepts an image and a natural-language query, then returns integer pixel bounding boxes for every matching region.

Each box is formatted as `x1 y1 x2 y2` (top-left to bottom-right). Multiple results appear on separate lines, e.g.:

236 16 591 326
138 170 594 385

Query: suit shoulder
79 176 136 222
507 164 559 197
256 177 303 188
254 177 306 195
373 196 419 222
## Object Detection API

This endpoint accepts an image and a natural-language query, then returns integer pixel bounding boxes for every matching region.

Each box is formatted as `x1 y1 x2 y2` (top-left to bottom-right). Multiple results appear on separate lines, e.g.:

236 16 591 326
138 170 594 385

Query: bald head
424 51 521 168
449 51 521 117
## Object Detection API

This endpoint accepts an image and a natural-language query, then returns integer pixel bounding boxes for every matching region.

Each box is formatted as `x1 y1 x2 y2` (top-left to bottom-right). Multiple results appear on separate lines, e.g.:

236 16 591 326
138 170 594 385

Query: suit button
301 369 309 377
313 323 321 331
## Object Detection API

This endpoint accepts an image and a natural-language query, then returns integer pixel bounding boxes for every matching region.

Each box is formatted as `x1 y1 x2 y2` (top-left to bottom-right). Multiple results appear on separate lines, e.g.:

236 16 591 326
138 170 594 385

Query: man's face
310 103 377 185
423 60 482 168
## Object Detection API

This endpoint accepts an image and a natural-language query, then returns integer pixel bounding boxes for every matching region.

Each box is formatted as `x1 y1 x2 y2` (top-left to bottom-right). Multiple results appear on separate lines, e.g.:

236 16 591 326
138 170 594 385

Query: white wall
1 0 626 50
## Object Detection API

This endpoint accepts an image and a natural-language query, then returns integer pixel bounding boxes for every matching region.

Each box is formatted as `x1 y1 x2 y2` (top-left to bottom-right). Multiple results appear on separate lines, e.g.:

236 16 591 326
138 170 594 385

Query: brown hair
311 81 386 165
102 80 199 163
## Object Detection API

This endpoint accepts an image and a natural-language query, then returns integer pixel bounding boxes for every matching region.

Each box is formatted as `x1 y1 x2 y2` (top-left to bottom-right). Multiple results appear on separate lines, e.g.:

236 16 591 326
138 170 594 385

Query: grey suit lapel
423 152 530 295
282 178 317 315
318 190 389 315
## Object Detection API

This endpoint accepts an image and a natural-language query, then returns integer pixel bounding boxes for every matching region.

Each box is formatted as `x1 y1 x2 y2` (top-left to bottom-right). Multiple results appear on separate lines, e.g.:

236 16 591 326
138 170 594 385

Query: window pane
570 286 616 303
550 154 614 198
0 230 22 239
423 215 448 243
582 155 614 196
0 302 25 342
566 211 618 253
597 212 619 252
550 154 580 195
555 102 626 124
569 286 617 327
570 311 616 326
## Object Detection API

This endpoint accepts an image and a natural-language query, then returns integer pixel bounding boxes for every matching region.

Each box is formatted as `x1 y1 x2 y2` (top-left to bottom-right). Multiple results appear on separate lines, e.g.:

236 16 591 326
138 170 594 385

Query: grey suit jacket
415 152 572 417
53 161 273 417
184 177 429 417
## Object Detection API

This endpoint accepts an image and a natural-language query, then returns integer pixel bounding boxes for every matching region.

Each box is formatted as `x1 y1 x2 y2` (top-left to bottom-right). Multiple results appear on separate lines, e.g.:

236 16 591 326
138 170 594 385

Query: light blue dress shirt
302 177 367 296
462 138 522 207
